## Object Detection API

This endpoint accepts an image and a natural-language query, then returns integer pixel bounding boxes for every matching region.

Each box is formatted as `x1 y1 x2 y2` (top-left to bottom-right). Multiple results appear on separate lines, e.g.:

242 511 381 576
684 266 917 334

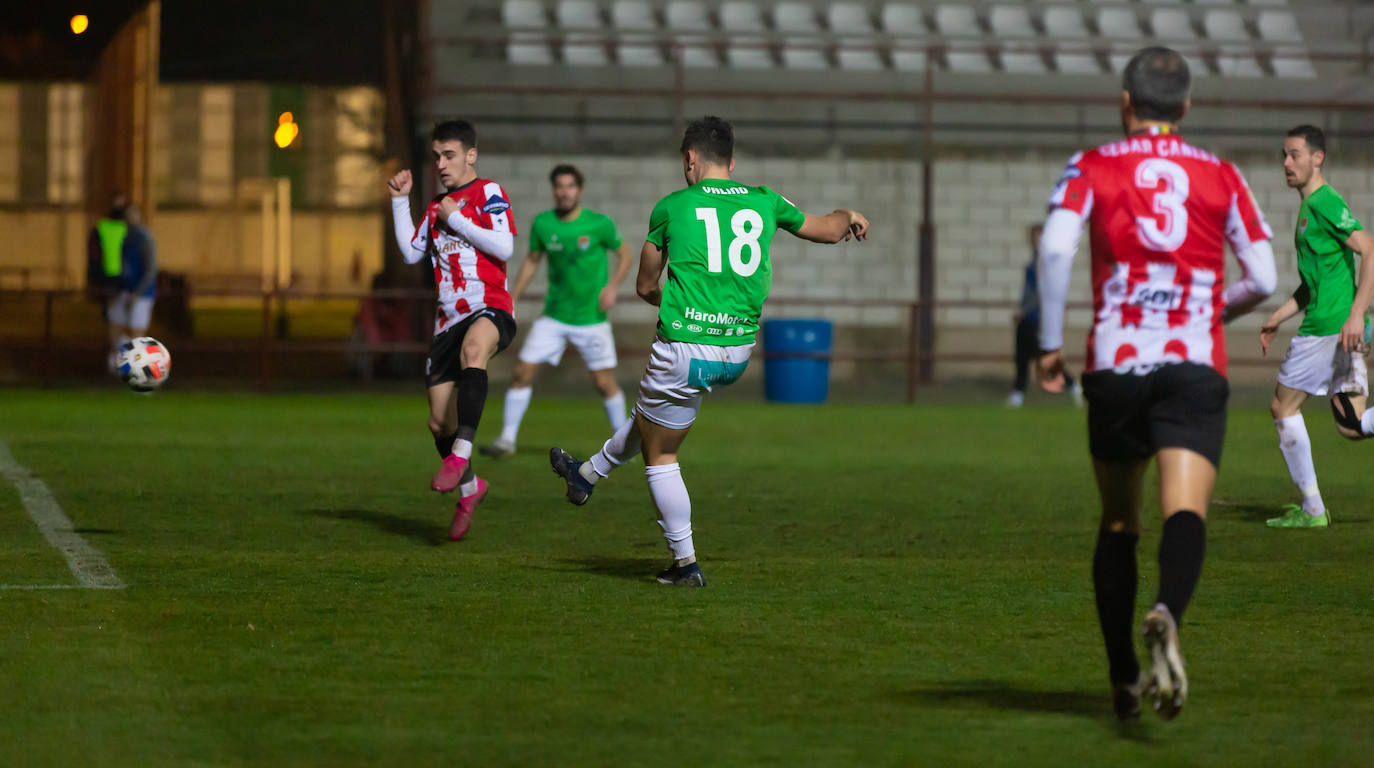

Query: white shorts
1277 333 1368 397
635 338 755 429
107 293 154 330
518 316 618 370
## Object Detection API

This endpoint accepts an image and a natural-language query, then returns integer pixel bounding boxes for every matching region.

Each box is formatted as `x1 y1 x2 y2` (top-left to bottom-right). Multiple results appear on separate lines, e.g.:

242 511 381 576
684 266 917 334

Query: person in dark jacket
109 204 158 364
1009 224 1081 407
88 192 128 372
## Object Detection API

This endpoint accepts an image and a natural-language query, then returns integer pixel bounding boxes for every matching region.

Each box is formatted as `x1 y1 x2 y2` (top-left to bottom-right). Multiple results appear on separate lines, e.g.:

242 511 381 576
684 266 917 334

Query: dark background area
0 0 384 84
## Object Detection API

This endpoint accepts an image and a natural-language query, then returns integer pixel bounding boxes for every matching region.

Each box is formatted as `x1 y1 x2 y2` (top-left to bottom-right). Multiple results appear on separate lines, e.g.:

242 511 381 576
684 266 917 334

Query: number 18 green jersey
645 179 805 345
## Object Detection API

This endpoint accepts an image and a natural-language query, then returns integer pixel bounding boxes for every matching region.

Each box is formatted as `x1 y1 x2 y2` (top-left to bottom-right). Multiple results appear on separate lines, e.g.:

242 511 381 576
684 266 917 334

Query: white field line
0 439 125 590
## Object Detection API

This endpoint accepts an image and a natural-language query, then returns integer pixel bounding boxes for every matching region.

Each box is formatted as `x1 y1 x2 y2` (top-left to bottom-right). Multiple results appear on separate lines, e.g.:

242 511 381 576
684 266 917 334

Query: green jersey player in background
1261 125 1374 529
481 164 635 458
549 116 869 585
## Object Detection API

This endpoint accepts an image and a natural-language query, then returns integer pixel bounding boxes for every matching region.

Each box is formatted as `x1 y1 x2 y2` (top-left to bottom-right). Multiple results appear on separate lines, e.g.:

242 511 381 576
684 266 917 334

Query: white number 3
1134 158 1190 252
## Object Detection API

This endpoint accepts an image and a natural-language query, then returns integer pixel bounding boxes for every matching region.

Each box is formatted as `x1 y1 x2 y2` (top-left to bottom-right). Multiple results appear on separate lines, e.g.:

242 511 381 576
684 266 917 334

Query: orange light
274 112 299 148
274 122 299 149
70 14 89 35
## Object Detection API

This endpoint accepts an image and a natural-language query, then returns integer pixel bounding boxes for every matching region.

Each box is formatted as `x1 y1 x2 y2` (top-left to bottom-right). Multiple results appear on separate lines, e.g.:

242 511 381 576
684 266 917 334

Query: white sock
587 408 641 481
460 477 479 497
603 391 627 430
1275 414 1324 515
647 463 693 561
453 438 473 460
1361 406 1374 436
500 387 532 444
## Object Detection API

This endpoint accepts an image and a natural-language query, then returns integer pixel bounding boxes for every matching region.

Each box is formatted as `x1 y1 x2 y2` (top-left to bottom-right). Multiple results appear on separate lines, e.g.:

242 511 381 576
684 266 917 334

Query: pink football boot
431 454 468 493
449 478 489 541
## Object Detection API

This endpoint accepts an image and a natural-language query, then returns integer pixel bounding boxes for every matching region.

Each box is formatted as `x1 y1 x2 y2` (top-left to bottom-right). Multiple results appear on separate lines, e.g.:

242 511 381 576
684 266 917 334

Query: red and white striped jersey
412 178 517 334
1050 127 1272 376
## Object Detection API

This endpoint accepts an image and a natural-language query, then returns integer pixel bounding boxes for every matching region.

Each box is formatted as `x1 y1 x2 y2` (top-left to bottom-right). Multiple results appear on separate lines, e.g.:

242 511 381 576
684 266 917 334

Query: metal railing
1 286 1286 400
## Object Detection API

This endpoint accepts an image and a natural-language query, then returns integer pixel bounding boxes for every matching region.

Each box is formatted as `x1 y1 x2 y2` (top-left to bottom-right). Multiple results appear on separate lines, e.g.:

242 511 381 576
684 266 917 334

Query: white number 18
695 207 764 277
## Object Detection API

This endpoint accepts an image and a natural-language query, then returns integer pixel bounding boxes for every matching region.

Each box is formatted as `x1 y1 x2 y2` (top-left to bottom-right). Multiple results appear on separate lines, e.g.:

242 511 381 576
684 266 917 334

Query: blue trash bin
762 319 833 403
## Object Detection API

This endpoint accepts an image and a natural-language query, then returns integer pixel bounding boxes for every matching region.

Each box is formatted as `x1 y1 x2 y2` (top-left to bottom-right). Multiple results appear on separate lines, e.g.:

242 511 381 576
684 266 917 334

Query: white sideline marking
0 439 125 590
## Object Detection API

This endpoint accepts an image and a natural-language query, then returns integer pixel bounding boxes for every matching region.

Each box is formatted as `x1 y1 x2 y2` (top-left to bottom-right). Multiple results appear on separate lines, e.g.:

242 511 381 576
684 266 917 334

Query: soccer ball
117 337 172 392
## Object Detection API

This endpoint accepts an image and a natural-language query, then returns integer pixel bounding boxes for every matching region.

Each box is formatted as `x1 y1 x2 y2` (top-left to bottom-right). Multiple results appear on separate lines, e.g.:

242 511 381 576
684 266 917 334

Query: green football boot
1265 503 1330 528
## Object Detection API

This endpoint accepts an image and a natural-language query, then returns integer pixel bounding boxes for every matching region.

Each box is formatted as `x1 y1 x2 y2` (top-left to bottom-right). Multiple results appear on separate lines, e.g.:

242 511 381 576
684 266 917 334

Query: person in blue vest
1009 224 1082 407
87 192 128 372
109 204 158 362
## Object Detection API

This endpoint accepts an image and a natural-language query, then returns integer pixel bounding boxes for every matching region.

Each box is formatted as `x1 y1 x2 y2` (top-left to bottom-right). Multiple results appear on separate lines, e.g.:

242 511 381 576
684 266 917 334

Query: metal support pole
259 292 272 391
906 301 919 403
42 291 54 388
917 51 936 384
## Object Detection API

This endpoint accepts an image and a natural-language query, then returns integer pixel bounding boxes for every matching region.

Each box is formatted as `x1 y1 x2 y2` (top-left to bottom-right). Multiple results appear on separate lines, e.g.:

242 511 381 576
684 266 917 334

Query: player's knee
1269 398 1290 420
460 341 490 369
592 375 619 398
511 362 535 387
427 415 446 435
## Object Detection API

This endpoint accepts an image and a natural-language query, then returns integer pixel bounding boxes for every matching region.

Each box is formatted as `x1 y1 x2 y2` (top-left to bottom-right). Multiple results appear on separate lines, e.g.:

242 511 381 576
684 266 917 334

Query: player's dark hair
1286 124 1326 157
431 120 477 149
549 164 584 187
680 116 734 164
1122 47 1190 123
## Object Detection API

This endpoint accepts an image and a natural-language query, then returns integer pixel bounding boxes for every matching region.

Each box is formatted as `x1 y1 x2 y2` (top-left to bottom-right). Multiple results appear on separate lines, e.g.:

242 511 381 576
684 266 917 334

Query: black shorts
1082 362 1229 468
426 308 517 387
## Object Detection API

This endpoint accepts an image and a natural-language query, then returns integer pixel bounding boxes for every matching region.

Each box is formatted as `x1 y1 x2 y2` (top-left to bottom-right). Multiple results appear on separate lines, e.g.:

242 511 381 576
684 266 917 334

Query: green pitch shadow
891 680 1103 718
890 680 1154 741
891 680 1159 740
301 508 448 546
527 556 664 582
1210 501 1371 525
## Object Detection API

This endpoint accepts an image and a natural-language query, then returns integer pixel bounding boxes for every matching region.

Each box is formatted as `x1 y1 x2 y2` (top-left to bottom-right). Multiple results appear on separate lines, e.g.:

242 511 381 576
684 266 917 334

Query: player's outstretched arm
1340 230 1374 352
602 241 635 312
1035 208 1083 393
1260 295 1303 356
509 250 545 304
1220 240 1277 324
635 241 666 307
794 210 869 244
387 170 427 264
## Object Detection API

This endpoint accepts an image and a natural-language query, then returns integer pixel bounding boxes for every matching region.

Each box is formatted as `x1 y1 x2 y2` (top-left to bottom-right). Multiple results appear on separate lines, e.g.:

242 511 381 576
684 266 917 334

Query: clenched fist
387 170 412 198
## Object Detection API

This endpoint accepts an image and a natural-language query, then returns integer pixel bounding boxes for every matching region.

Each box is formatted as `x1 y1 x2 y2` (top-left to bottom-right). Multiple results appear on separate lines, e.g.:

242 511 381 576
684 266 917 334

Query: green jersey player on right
1262 125 1374 528
549 116 870 585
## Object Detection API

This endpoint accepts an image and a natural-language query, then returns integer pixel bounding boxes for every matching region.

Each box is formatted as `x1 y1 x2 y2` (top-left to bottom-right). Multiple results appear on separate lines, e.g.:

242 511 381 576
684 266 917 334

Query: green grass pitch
1 390 1371 766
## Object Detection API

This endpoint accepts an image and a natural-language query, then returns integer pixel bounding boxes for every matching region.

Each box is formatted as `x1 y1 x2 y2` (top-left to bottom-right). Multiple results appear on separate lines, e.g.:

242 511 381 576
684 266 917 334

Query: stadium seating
665 0 718 67
830 3 883 71
491 0 1317 80
502 0 554 65
989 5 1044 75
558 0 610 65
722 2 775 68
881 3 929 72
611 0 664 66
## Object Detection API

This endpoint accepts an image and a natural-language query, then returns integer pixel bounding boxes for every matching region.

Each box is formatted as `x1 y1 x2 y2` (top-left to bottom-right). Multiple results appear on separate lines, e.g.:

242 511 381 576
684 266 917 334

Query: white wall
475 147 1374 335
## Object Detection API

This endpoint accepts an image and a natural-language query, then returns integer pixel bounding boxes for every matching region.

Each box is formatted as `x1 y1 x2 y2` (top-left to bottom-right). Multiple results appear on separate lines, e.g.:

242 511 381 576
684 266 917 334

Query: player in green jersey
481 165 635 458
1260 125 1374 528
548 116 869 585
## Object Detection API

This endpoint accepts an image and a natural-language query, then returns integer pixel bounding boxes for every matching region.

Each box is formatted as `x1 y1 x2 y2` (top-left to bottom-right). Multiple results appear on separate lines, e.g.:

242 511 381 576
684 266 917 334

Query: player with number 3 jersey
1036 48 1277 722
548 116 869 586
